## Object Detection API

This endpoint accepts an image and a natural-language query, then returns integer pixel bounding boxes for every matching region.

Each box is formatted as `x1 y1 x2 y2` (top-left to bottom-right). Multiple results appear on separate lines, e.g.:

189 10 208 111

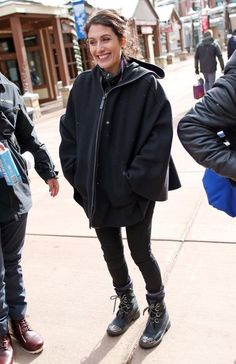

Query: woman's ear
120 36 127 49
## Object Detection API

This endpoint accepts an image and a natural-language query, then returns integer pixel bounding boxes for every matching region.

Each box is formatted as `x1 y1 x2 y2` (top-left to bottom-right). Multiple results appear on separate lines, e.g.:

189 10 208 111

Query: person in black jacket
195 29 224 91
177 51 236 181
0 73 59 364
227 29 236 59
59 9 180 350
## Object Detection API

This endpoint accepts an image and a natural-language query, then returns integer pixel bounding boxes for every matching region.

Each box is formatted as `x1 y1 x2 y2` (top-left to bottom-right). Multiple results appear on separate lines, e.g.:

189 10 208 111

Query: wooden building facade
0 0 79 103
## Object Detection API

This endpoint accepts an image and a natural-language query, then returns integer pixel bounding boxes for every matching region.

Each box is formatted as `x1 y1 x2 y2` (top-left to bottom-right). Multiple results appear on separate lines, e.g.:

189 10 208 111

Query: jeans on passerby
203 72 216 91
0 214 28 335
95 202 163 293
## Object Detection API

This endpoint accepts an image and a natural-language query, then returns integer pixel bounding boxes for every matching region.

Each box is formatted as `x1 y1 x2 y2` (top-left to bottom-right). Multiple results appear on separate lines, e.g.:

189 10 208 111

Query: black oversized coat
59 59 181 228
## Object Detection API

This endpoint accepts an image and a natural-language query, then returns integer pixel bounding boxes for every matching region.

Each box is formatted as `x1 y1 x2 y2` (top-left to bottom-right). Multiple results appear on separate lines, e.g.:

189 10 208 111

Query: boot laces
0 336 9 350
110 294 130 314
18 319 32 332
143 303 162 324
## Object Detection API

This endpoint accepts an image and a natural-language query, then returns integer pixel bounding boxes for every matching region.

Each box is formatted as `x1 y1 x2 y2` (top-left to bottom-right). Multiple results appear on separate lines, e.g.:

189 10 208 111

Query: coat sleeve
215 43 224 70
125 79 173 200
194 47 199 73
59 87 77 187
14 93 57 181
177 75 236 180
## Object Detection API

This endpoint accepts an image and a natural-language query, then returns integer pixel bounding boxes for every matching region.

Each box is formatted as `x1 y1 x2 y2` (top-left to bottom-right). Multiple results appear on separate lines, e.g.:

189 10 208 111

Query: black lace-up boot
107 282 140 336
139 293 171 349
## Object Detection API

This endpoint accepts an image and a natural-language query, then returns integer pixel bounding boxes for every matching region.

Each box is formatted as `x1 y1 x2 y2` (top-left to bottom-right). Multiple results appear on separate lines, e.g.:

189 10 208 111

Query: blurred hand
0 142 5 151
47 178 59 197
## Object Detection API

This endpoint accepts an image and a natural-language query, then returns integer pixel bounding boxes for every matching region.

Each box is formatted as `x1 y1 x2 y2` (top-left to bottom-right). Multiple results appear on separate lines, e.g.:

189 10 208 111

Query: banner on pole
72 0 87 40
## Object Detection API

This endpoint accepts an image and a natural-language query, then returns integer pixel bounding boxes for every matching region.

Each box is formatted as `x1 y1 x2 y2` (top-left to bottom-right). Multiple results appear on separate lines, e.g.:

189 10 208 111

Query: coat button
105 121 110 125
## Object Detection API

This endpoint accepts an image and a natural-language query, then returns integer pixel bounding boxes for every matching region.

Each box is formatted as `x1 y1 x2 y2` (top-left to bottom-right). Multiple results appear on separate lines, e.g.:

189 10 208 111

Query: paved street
13 53 236 364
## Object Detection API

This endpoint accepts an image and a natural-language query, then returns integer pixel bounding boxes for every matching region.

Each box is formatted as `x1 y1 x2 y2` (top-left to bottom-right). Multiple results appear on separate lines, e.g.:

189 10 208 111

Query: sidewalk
14 54 236 364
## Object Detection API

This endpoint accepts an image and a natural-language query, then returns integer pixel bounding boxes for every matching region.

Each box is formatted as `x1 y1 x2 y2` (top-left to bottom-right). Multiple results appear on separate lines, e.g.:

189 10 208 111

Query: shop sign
141 26 153 34
201 15 209 32
160 23 173 33
209 16 224 26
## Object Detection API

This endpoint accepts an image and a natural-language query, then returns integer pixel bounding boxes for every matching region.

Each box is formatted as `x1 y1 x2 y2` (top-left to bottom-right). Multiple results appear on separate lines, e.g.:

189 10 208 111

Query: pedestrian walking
195 29 224 91
0 72 59 364
177 49 236 184
227 29 236 59
59 9 181 350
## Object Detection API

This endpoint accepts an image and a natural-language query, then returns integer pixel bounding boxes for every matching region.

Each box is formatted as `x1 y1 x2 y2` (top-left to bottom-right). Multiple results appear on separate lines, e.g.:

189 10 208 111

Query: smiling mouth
97 54 110 60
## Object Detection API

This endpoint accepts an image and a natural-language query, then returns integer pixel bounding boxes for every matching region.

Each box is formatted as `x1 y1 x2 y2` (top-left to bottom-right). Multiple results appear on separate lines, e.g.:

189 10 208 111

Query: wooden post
153 24 161 57
52 17 70 86
9 15 33 93
179 24 185 51
40 28 58 99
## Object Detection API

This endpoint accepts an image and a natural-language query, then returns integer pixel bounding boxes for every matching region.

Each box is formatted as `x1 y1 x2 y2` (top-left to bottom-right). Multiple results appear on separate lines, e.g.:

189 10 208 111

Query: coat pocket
73 159 88 199
107 168 135 207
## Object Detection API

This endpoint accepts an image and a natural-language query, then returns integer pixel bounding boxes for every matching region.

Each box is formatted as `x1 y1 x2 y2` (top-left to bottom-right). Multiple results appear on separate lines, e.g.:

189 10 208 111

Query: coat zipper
89 93 107 227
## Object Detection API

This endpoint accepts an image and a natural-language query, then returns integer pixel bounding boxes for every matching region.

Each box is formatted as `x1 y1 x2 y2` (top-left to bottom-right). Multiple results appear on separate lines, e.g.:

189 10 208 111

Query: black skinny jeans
95 202 163 294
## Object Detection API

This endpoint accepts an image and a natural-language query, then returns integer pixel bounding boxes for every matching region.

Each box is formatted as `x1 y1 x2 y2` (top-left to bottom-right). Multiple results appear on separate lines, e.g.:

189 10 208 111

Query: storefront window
0 38 15 53
65 47 77 78
50 33 55 44
24 35 38 47
27 51 45 87
2 60 21 89
63 33 73 43
138 34 146 59
52 49 60 81
160 33 167 54
50 29 78 80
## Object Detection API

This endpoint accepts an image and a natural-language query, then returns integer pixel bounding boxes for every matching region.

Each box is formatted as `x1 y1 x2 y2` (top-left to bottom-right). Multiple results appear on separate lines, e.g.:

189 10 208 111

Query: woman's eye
88 39 96 46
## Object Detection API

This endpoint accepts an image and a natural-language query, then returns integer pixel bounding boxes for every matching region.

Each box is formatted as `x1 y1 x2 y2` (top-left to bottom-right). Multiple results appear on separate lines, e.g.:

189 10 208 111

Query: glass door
0 59 22 91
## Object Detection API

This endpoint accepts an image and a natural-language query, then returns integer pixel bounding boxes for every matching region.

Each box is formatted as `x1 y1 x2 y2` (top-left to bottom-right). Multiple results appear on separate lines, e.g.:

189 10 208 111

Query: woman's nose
96 41 104 51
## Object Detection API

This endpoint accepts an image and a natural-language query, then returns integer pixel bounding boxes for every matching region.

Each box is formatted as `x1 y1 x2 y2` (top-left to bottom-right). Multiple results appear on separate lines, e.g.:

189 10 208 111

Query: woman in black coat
59 9 180 349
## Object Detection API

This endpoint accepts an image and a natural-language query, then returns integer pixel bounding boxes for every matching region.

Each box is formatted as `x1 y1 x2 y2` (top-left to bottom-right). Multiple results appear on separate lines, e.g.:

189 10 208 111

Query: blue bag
202 168 236 217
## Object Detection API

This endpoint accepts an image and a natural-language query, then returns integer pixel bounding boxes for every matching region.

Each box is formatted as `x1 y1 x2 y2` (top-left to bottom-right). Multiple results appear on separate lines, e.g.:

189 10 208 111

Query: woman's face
87 24 126 76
